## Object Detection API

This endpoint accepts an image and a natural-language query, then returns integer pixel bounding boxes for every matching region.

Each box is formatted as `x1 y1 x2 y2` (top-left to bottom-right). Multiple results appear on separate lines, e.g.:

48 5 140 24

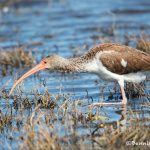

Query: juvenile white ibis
9 43 150 105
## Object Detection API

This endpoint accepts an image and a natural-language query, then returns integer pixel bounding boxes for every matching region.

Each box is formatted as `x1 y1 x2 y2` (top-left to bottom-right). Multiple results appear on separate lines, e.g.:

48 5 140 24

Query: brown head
9 55 64 95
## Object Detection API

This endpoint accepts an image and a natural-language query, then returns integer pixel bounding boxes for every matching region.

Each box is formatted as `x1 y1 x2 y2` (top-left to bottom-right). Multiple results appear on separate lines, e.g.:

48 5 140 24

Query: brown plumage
85 43 150 74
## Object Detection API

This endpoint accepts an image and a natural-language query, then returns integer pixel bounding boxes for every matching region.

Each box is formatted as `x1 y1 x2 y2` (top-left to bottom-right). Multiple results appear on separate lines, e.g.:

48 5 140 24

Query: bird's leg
88 80 127 108
120 85 127 104
118 80 127 105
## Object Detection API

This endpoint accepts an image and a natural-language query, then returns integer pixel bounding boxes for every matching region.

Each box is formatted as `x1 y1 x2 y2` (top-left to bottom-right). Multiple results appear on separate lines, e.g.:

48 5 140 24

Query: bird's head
42 55 64 70
9 55 62 95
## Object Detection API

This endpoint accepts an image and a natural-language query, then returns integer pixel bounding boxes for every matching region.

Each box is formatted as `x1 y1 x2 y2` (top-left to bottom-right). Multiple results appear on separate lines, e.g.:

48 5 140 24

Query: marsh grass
19 106 62 150
0 112 12 131
0 47 35 74
0 81 149 150
99 119 150 150
125 82 145 99
16 98 150 150
137 40 150 54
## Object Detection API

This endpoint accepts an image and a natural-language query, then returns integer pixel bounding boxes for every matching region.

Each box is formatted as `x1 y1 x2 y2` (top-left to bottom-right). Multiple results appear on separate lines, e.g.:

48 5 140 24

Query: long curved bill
9 62 46 96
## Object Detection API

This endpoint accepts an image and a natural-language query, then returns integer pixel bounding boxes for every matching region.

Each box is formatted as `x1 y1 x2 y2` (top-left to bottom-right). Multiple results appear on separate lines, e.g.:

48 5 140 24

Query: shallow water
0 0 150 149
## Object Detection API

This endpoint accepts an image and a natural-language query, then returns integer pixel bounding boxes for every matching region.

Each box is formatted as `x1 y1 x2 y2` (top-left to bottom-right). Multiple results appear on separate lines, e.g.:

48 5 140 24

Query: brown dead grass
0 47 35 68
99 120 150 150
20 109 62 150
137 40 150 54
18 103 150 150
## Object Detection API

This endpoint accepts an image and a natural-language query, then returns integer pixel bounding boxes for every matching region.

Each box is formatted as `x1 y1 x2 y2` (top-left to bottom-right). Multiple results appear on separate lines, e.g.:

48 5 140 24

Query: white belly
84 57 149 83
97 69 148 83
123 71 149 83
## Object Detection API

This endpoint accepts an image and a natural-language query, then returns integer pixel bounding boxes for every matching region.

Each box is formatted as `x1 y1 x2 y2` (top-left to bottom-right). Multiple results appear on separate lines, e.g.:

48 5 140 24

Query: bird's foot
88 101 127 109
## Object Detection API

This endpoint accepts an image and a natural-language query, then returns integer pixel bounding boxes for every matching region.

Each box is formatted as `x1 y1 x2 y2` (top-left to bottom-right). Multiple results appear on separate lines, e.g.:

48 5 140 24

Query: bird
9 43 150 105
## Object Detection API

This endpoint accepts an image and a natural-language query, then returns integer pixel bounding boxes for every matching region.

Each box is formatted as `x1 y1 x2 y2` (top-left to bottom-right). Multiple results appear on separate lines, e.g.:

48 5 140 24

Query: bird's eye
43 61 47 64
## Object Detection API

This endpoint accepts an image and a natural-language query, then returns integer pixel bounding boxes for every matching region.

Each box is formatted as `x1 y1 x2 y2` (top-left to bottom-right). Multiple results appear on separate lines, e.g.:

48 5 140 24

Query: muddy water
0 0 150 149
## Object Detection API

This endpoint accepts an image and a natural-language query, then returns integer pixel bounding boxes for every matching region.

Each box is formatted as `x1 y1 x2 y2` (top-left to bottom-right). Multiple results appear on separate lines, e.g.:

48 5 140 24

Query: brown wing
99 44 150 75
